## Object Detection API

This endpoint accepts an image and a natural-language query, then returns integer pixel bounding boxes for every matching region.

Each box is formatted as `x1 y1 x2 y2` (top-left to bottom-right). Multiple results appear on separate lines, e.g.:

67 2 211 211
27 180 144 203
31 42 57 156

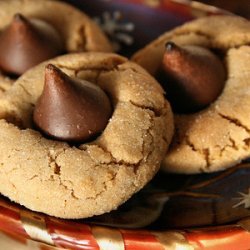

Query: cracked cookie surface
0 52 173 218
0 0 113 91
132 15 250 173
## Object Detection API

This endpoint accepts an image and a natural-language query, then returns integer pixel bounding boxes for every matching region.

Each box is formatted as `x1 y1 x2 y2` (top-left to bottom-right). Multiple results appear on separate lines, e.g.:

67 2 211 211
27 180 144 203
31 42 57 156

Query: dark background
196 0 250 18
65 0 249 56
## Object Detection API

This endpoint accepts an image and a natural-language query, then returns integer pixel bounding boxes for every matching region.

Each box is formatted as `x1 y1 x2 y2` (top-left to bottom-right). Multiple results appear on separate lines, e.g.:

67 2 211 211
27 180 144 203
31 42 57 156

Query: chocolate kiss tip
44 64 65 87
45 64 60 74
14 13 26 21
165 41 178 52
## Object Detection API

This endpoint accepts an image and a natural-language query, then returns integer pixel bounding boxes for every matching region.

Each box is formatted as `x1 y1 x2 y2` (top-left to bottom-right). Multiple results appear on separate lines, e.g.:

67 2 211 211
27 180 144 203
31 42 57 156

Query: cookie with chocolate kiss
132 15 250 173
0 52 173 218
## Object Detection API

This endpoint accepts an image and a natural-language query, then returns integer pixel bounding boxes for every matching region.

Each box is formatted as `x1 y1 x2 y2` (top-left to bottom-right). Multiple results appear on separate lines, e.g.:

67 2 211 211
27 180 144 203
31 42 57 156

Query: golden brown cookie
0 52 173 218
132 15 250 173
0 0 113 91
0 73 13 97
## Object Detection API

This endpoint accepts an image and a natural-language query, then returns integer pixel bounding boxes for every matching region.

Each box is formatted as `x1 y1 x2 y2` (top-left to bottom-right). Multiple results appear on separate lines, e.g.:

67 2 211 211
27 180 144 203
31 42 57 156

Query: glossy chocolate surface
0 14 63 75
161 42 226 113
33 64 112 142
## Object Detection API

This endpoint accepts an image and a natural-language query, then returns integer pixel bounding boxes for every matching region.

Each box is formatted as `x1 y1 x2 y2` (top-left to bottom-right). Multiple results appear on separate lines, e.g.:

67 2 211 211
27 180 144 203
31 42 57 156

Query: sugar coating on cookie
0 53 173 218
133 15 250 173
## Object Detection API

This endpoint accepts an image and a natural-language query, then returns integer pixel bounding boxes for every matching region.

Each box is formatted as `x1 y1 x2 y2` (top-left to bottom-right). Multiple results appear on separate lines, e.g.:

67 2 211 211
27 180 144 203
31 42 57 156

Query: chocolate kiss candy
161 42 226 113
33 64 112 142
0 13 63 75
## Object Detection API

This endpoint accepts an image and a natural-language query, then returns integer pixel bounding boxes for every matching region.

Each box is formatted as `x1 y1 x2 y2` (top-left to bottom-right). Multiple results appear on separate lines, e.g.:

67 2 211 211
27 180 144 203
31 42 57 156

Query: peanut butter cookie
0 52 173 218
133 15 250 173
